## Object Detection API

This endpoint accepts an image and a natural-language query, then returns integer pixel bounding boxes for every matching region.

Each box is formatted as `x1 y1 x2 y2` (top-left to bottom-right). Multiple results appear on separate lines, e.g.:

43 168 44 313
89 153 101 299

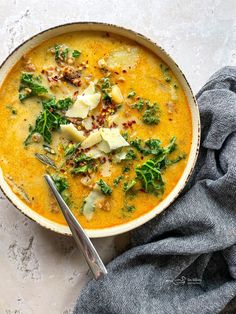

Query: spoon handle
45 174 107 280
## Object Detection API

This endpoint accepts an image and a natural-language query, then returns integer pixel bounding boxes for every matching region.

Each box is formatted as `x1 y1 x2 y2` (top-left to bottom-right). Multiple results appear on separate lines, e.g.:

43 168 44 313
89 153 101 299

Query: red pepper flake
73 91 79 97
114 71 119 75
122 120 136 129
110 122 117 128
122 69 127 73
92 122 98 129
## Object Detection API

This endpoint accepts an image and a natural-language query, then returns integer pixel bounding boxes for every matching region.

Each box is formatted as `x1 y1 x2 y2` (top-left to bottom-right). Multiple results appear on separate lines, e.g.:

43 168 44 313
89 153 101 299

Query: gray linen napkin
74 67 236 314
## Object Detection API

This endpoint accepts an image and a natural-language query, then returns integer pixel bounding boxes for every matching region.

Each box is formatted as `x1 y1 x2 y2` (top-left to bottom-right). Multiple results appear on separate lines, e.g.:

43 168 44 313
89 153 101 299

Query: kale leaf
124 149 137 160
123 179 137 192
134 137 184 195
42 97 73 111
142 103 160 125
64 143 81 158
19 73 48 101
52 175 70 204
113 175 124 187
97 179 112 195
72 50 81 58
71 154 96 174
24 109 68 145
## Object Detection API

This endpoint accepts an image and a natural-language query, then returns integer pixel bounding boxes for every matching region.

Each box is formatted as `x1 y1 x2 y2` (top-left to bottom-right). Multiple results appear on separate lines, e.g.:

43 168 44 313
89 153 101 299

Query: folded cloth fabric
74 67 236 314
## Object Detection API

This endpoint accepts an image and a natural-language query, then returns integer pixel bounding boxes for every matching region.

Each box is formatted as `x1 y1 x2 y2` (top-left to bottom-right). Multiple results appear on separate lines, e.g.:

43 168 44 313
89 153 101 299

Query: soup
0 31 192 229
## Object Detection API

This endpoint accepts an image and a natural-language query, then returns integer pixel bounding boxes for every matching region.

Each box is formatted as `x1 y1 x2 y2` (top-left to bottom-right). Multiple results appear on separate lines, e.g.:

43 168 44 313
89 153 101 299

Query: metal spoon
44 174 107 280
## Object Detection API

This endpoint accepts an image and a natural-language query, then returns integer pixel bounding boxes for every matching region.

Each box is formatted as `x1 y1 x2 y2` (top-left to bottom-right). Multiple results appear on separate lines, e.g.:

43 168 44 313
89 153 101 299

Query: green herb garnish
53 45 81 63
113 175 124 187
123 179 136 192
98 77 112 103
54 45 69 62
124 149 137 160
122 204 136 213
97 179 112 195
103 93 112 103
160 63 172 83
126 205 136 212
132 99 144 111
128 91 136 98
142 103 160 125
52 175 70 204
72 50 81 58
123 166 130 173
122 132 129 141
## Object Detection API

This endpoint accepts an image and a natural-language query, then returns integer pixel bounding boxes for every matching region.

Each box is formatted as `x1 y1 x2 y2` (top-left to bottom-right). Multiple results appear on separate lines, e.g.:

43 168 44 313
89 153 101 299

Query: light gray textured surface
0 1 235 313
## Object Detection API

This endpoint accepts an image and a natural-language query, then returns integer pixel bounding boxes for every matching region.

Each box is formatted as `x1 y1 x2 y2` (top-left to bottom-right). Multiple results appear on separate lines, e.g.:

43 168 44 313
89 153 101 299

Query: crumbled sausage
22 55 36 72
63 66 81 85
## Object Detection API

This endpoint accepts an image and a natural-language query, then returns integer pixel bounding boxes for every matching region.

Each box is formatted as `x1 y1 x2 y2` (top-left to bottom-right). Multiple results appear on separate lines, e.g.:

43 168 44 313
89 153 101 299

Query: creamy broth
0 31 192 229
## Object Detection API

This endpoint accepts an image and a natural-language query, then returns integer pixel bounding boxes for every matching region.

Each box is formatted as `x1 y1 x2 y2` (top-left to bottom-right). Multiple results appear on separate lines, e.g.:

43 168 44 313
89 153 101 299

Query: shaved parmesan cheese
60 124 85 142
97 140 111 153
100 128 129 151
81 94 101 109
81 130 102 148
82 186 105 220
81 127 129 152
111 85 123 104
113 150 127 163
100 160 111 177
82 117 93 130
65 82 101 119
66 101 90 119
85 147 105 159
83 81 96 95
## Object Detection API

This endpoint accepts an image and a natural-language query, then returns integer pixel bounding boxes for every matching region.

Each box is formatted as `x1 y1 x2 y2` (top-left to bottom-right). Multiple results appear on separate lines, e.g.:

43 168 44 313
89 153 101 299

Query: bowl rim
0 21 201 238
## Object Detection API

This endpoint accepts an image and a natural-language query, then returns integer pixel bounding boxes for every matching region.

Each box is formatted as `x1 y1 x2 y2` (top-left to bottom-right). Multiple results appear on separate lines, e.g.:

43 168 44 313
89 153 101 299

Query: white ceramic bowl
0 22 200 238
